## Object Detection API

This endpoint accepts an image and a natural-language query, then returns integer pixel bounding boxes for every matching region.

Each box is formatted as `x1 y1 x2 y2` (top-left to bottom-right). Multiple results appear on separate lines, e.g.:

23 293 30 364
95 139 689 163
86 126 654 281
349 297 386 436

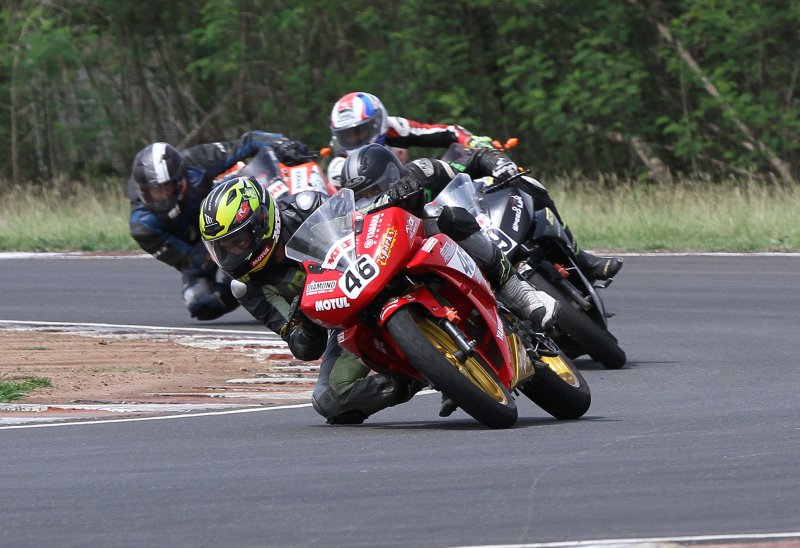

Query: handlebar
484 170 532 194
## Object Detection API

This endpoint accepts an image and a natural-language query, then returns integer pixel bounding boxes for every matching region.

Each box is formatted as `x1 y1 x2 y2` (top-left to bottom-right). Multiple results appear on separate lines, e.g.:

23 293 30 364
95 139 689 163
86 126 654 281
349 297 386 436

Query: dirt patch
0 329 316 406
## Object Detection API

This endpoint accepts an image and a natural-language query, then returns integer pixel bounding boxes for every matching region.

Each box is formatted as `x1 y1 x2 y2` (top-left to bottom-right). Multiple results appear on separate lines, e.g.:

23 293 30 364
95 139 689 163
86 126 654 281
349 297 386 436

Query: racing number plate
339 255 380 299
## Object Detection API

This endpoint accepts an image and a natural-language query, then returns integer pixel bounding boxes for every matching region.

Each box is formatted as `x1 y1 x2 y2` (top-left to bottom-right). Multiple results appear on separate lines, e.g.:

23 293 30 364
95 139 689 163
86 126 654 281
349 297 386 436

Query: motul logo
315 297 351 311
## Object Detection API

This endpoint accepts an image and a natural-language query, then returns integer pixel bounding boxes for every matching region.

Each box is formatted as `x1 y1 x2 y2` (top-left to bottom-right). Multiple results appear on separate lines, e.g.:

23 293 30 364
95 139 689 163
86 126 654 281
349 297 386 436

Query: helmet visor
333 117 383 151
205 225 268 274
138 180 179 212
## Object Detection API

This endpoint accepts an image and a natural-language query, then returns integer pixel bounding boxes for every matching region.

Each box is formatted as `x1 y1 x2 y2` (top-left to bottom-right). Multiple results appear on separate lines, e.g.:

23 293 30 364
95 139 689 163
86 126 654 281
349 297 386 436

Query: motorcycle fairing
484 188 534 255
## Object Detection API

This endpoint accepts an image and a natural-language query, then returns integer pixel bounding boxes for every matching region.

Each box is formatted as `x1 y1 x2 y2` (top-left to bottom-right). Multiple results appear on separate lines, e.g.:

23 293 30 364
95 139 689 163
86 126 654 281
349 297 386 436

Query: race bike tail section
285 188 590 427
213 144 337 198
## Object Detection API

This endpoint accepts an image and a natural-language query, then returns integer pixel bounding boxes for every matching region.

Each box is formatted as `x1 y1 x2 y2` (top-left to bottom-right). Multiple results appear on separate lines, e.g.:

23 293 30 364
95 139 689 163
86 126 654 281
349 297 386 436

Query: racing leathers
128 131 307 320
229 191 421 425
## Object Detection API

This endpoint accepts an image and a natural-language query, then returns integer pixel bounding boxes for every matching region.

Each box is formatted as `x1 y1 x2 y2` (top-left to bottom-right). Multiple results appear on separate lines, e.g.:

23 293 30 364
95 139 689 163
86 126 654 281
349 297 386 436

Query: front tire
519 351 591 420
527 272 626 369
385 308 518 428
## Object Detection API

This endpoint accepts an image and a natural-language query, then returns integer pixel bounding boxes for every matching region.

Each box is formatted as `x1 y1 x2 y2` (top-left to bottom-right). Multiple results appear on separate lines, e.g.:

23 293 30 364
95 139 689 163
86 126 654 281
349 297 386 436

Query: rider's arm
180 131 305 180
236 282 293 334
383 116 475 149
128 205 199 272
405 158 460 199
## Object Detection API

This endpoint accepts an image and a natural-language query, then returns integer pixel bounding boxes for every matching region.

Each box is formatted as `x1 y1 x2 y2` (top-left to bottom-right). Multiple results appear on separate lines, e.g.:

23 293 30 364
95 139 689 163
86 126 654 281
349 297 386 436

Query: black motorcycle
432 173 626 369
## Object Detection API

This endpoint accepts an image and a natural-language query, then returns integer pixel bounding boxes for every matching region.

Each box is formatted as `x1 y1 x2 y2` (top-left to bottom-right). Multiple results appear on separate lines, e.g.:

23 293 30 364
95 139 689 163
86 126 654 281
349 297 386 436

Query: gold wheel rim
541 355 580 387
412 314 508 405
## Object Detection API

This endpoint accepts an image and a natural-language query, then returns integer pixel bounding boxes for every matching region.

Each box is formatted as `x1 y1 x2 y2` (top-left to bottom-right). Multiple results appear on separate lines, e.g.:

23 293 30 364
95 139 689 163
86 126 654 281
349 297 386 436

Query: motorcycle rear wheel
519 351 591 420
385 308 518 429
527 272 626 369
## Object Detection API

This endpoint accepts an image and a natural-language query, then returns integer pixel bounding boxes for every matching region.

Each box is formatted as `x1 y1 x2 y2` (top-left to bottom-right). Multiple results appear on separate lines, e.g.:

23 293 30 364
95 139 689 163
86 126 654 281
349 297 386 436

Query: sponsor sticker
305 280 337 295
323 234 356 269
314 297 351 311
377 227 397 266
440 241 457 263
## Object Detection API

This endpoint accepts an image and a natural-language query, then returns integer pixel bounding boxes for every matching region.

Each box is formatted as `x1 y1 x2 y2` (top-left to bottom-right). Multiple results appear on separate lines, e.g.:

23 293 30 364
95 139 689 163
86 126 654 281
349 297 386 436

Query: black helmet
131 142 187 213
341 144 407 199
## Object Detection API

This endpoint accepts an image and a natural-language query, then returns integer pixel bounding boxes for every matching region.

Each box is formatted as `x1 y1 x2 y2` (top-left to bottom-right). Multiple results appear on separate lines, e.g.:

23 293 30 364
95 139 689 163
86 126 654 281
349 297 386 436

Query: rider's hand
387 176 424 209
280 296 327 361
491 157 519 184
277 139 313 166
467 135 494 149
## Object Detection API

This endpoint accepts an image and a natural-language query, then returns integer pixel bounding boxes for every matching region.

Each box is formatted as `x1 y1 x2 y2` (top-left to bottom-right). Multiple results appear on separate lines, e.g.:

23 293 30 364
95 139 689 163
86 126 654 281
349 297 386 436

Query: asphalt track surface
1 254 799 548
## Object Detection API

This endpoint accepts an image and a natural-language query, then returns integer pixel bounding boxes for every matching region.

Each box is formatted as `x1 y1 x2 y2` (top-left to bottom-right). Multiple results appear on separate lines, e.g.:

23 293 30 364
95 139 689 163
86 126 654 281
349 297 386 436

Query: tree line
2 0 798 190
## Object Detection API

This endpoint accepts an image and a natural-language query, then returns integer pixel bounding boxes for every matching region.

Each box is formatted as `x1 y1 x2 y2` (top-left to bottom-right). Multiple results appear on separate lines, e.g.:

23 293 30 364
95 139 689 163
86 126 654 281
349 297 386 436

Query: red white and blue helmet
330 92 388 151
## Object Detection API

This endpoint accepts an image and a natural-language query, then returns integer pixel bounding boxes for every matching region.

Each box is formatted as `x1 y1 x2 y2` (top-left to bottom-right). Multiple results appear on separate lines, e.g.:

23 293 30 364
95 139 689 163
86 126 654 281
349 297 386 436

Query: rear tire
385 308 518 428
519 351 591 420
527 272 626 369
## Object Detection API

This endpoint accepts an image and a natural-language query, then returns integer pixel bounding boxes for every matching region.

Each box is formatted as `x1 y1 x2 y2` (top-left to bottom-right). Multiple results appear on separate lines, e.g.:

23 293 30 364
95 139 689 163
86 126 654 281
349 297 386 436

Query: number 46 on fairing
340 255 380 299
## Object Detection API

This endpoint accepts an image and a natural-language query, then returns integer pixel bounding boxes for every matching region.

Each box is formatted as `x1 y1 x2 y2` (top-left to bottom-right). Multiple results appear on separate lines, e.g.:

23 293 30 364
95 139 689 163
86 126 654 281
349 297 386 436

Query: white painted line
453 530 800 548
0 319 281 338
0 403 313 430
0 252 151 259
613 251 800 257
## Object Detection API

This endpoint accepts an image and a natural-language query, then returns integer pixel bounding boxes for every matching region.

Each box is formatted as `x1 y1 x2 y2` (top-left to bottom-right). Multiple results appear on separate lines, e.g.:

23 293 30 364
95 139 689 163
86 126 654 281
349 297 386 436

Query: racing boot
458 230 559 331
575 250 623 281
563 225 622 282
498 274 560 331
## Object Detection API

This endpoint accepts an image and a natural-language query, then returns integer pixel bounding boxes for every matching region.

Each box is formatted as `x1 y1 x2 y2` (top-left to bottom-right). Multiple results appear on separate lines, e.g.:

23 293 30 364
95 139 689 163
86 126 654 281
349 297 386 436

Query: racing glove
387 176 425 210
466 135 495 149
276 139 313 166
280 296 327 361
474 149 519 184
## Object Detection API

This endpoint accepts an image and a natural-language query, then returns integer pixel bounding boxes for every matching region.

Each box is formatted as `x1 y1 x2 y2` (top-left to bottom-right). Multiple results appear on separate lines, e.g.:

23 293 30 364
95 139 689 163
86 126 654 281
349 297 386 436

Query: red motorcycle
285 189 590 428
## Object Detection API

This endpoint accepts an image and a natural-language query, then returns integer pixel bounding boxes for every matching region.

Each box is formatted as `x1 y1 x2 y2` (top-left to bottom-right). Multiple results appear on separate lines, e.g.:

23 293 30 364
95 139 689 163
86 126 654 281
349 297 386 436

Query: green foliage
1 0 798 187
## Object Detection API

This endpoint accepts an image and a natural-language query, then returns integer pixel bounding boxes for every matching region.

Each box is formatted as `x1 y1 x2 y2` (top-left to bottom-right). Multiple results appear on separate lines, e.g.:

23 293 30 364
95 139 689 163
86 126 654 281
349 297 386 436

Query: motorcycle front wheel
385 307 518 429
519 350 591 420
527 272 626 369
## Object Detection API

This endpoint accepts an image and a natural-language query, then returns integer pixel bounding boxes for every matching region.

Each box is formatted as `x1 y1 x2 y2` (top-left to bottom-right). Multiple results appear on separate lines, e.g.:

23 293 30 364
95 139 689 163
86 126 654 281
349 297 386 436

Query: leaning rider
198 177 421 425
128 133 311 321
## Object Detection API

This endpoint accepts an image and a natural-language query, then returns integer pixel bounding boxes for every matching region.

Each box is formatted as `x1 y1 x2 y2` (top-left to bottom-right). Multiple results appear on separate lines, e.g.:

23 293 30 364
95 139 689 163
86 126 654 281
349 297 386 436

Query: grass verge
0 176 798 252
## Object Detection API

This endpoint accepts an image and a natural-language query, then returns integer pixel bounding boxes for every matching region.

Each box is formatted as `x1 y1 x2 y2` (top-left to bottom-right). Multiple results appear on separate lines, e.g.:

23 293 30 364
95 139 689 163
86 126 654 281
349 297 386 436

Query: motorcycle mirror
505 137 519 149
319 147 331 157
